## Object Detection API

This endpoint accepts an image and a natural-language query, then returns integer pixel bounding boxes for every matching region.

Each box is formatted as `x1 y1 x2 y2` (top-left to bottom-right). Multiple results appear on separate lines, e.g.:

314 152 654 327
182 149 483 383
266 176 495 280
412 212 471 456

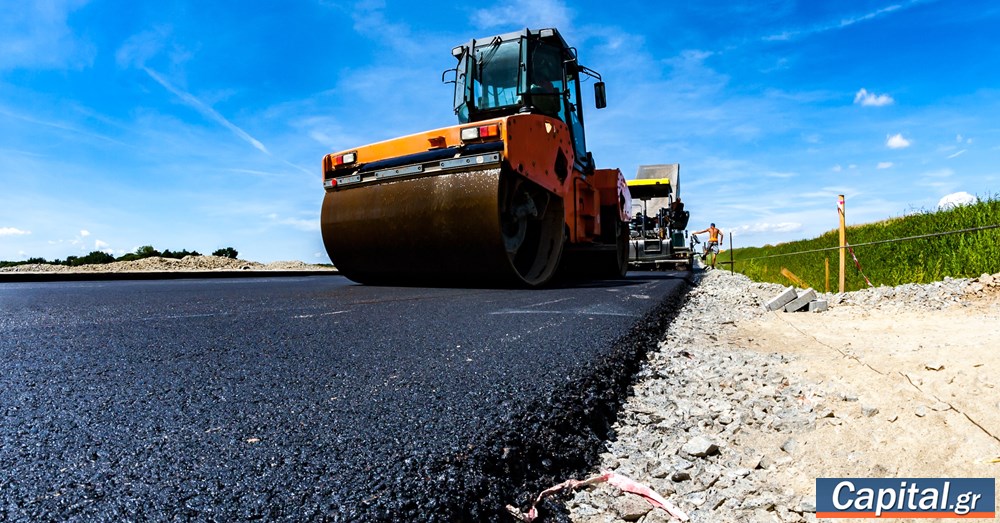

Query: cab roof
626 178 672 200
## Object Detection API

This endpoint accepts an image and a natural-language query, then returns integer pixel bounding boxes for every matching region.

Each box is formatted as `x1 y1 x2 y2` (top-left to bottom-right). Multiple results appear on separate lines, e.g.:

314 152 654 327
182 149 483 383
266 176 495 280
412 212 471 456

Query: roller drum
321 167 565 286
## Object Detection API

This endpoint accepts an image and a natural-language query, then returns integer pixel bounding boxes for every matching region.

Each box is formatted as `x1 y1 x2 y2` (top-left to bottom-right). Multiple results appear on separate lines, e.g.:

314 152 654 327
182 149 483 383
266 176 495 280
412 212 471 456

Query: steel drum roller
321 168 565 286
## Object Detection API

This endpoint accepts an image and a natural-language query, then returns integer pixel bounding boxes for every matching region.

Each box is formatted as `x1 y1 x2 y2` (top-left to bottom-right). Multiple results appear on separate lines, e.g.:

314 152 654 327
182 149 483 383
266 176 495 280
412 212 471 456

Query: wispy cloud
923 168 954 178
115 26 171 68
142 67 269 154
471 0 573 32
267 213 319 232
1 227 31 236
946 149 967 159
0 106 126 146
731 222 803 235
763 1 926 41
854 88 894 106
349 0 421 55
886 133 911 149
0 0 94 70
877 161 894 169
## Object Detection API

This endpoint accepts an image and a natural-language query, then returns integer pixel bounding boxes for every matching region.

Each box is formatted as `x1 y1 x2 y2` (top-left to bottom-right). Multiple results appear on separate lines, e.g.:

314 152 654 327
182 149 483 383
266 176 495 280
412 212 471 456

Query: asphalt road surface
0 273 690 521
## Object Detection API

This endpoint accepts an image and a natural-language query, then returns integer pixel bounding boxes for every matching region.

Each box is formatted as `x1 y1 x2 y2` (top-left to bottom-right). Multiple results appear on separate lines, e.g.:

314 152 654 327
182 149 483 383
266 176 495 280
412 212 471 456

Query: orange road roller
321 28 631 286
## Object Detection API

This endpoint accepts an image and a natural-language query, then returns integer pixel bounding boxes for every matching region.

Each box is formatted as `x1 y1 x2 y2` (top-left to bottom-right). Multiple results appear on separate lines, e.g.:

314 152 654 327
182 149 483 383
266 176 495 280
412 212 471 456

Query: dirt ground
731 289 1000 516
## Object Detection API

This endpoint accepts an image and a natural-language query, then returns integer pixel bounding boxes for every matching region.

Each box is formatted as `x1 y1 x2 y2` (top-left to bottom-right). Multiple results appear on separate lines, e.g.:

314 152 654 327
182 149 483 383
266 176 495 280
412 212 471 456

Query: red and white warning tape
838 207 875 288
507 470 689 522
846 242 875 288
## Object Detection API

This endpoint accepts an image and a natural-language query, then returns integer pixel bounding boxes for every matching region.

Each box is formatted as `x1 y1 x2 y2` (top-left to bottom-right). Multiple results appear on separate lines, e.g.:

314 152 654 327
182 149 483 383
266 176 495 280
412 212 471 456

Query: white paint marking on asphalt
523 297 573 308
142 313 223 321
293 310 348 319
500 316 571 343
489 309 633 317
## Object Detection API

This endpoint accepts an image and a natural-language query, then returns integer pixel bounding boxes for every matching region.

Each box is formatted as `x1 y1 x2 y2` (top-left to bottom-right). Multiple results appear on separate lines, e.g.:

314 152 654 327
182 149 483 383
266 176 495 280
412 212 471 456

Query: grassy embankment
727 197 1000 292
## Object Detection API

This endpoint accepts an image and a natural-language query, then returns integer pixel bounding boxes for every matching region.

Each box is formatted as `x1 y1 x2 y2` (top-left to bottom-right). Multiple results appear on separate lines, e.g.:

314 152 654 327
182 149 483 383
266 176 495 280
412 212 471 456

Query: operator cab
448 28 606 173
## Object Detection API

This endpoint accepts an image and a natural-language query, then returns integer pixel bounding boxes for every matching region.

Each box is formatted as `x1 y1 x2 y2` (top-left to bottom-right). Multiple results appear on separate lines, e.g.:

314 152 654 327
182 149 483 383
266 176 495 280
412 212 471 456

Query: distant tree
134 245 161 258
162 248 201 260
213 247 238 259
1 257 53 267
116 245 160 262
70 251 115 266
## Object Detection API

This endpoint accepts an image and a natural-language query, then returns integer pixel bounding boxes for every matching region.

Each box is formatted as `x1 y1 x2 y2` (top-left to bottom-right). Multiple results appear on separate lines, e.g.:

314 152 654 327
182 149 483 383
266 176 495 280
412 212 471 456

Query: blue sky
2 0 998 263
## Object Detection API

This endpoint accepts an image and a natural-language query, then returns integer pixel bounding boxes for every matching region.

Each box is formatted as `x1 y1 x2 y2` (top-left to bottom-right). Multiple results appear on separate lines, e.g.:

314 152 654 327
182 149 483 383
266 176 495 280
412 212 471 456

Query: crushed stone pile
0 256 334 273
565 268 998 523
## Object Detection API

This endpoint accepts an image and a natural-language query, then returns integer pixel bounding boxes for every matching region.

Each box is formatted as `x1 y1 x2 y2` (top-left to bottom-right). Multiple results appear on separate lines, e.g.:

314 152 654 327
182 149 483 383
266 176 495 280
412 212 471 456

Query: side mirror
441 67 457 85
594 81 607 109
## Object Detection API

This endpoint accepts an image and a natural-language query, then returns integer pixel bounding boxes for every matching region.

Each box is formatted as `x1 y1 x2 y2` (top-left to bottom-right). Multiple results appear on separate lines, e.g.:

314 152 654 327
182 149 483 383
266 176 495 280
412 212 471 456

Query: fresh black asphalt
0 273 691 521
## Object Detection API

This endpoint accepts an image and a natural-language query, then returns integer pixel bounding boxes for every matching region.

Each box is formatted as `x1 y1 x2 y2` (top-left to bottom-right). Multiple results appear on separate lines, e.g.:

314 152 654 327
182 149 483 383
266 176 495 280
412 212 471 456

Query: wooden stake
825 257 830 293
729 233 734 274
838 195 846 293
780 267 809 289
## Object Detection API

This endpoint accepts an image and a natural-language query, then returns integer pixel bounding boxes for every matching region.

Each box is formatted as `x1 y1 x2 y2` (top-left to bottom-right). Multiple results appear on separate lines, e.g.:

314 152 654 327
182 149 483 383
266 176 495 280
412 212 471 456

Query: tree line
0 246 239 268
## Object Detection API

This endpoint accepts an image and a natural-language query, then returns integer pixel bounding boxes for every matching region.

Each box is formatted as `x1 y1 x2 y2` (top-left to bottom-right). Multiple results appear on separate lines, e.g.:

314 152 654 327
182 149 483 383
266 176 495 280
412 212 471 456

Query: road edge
0 269 340 283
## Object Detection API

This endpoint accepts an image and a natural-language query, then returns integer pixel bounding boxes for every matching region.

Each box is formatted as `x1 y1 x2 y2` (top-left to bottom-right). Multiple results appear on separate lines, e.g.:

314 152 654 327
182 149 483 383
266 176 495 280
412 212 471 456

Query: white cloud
854 88 894 107
937 192 977 210
762 2 914 41
115 26 171 68
877 162 893 169
886 133 911 149
1 227 32 236
0 0 94 70
946 149 966 159
267 213 319 232
471 0 573 31
95 239 109 249
732 222 802 235
917 168 956 189
923 168 954 178
80 229 90 237
349 0 421 55
831 165 842 172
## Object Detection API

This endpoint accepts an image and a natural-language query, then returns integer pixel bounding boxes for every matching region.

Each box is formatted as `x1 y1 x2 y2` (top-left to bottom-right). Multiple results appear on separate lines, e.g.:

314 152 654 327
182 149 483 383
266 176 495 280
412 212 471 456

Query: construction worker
529 48 563 117
693 223 723 268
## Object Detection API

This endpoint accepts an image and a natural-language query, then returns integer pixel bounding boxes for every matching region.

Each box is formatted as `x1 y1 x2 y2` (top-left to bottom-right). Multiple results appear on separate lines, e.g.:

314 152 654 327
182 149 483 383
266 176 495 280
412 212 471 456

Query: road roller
321 28 631 286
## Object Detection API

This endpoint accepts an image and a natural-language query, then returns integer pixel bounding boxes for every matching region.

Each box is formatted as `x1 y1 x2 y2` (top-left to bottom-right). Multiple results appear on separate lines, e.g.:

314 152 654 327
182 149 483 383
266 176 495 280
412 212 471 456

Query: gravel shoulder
566 268 1000 523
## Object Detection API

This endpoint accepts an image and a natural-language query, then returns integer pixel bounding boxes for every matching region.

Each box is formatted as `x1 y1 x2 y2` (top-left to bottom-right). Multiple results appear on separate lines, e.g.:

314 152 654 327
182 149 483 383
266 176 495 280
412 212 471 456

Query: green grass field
726 197 1000 292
